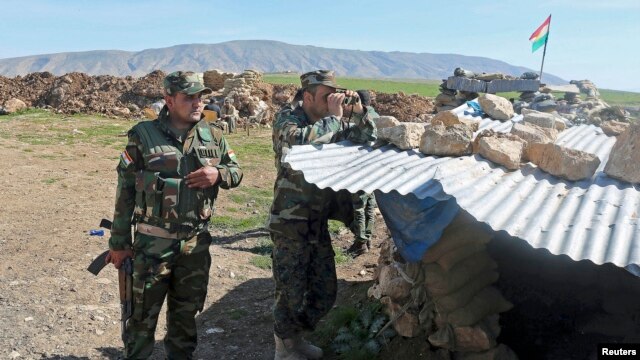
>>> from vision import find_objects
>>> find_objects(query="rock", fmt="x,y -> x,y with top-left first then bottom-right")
374,115 -> 401,129
96,278 -> 112,285
4,98 -> 27,113
379,123 -> 426,150
378,265 -> 412,301
96,329 -> 104,335
9,351 -> 20,359
478,94 -> 513,121
600,120 -> 630,137
420,124 -> 473,156
24,316 -> 34,322
604,123 -> 640,183
522,108 -> 566,130
112,107 -> 130,117
527,143 -> 601,181
229,271 -> 236,279
432,111 -> 479,132
367,284 -> 383,299
510,122 -> 558,148
206,327 -> 225,334
477,134 -> 526,170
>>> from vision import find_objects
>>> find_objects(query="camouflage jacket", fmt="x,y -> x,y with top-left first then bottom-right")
109,107 -> 243,251
268,103 -> 377,238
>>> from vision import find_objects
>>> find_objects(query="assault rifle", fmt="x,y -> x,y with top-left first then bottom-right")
87,219 -> 133,343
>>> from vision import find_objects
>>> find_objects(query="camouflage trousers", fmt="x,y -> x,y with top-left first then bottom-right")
350,192 -> 376,243
271,220 -> 337,339
124,231 -> 212,359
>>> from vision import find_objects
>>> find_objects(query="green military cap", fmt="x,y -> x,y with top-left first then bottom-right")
300,70 -> 343,89
163,71 -> 212,96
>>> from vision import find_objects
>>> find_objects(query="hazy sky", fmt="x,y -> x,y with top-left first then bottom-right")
2,0 -> 639,91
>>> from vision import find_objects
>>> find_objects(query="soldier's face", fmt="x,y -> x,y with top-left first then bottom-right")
305,85 -> 335,119
166,92 -> 204,125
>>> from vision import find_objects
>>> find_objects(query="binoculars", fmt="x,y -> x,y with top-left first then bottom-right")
335,89 -> 360,105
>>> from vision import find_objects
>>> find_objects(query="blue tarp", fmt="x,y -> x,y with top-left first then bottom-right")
375,190 -> 460,262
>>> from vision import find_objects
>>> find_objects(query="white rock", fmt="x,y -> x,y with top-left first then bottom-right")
206,327 -> 225,334
374,115 -> 400,129
478,135 -> 526,170
420,124 -> 473,156
4,98 -> 27,113
9,351 -> 20,359
24,317 -> 34,322
378,123 -> 426,150
604,122 -> 640,183
478,94 -> 514,121
527,143 -> 600,181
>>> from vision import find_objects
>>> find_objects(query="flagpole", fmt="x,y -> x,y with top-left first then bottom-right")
539,14 -> 551,84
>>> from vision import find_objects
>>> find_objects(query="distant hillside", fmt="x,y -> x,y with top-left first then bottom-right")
0,40 -> 566,84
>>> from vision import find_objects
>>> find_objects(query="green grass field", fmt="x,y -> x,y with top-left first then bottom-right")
263,73 -> 640,107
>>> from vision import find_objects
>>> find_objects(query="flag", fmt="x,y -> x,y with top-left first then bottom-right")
529,15 -> 551,52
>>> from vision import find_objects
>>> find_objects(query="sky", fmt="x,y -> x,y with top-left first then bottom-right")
1,0 -> 639,91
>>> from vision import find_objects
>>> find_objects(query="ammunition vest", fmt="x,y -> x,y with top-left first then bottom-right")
132,119 -> 223,232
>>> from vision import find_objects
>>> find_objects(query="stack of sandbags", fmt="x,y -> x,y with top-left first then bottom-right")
203,69 -> 234,91
422,213 -> 517,358
368,213 -> 518,359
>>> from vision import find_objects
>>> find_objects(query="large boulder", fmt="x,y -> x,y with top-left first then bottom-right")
3,98 -> 27,113
604,123 -> 640,184
478,94 -> 514,121
600,120 -> 630,137
510,122 -> 558,149
522,108 -> 567,131
374,115 -> 401,129
379,122 -> 426,150
477,134 -> 527,170
527,143 -> 601,181
420,123 -> 473,156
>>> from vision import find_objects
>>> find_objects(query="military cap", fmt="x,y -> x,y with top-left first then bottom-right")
163,71 -> 212,96
300,70 -> 342,89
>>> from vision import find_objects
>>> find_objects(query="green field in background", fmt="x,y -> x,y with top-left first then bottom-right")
263,74 -> 640,107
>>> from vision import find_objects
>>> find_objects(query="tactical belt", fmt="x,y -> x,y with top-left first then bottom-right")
136,223 -> 204,240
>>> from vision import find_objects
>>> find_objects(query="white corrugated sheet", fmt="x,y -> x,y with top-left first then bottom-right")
285,102 -> 640,272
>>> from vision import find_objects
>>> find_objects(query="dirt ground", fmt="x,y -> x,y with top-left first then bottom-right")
0,114 -> 389,360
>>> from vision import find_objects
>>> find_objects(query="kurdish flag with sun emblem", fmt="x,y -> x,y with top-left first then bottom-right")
530,15 -> 551,53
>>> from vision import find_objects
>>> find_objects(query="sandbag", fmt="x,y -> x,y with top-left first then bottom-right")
437,242 -> 487,272
422,212 -> 492,263
425,252 -> 497,296
433,269 -> 499,313
436,287 -> 513,328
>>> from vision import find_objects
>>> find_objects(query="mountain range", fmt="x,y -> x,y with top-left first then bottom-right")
0,40 -> 566,84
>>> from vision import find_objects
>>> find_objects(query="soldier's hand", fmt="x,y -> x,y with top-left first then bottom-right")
185,166 -> 221,189
106,249 -> 133,269
342,90 -> 364,115
327,93 -> 345,118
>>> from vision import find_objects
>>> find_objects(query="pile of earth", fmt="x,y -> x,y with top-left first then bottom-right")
0,71 -> 436,121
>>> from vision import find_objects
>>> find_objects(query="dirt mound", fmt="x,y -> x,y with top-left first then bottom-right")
0,70 -> 436,121
372,92 -> 436,121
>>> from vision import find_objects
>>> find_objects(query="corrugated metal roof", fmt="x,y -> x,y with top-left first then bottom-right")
285,101 -> 640,273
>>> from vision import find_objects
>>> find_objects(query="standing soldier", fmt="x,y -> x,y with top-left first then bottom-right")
269,70 -> 378,360
221,98 -> 238,133
106,71 -> 243,359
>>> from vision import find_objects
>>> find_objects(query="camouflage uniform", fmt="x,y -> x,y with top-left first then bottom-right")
109,72 -> 243,359
350,191 -> 376,245
268,70 -> 378,339
221,103 -> 237,133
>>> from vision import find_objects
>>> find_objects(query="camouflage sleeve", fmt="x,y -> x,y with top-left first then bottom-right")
215,135 -> 243,189
108,132 -> 144,251
341,105 -> 378,143
274,106 -> 377,148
